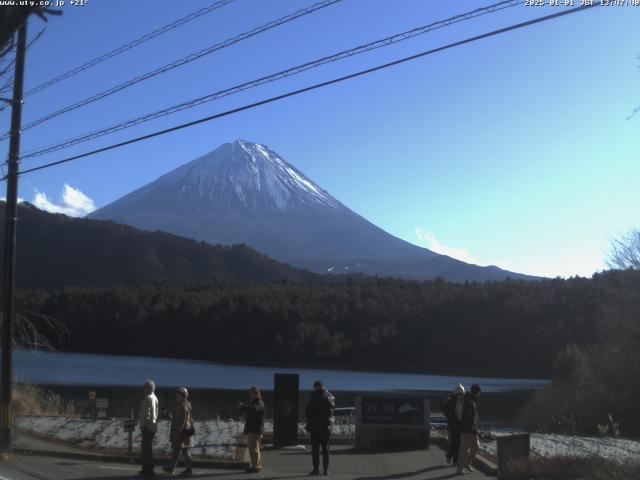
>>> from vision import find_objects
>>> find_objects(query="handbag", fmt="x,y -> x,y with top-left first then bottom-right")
182,407 -> 196,437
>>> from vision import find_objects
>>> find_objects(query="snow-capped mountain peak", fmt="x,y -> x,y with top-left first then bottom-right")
157,140 -> 342,212
232,140 -> 340,210
89,140 -> 531,281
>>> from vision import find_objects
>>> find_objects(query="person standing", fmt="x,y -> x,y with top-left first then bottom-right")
305,380 -> 335,476
457,384 -> 482,475
238,386 -> 265,473
442,384 -> 465,465
162,387 -> 194,477
138,380 -> 158,478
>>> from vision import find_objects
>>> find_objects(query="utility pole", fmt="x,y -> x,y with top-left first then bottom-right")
0,20 -> 27,453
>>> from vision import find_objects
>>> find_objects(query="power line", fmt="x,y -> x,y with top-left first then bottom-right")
0,28 -> 46,100
23,0 -> 236,98
0,0 -> 343,141
20,0 -> 523,161
0,1 -> 234,113
9,3 -> 599,180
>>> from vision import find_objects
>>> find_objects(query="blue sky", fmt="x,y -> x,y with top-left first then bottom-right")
2,0 -> 638,278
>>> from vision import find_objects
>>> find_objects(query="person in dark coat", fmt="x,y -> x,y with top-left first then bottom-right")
162,387 -> 194,477
457,384 -> 481,475
305,380 -> 335,476
442,384 -> 465,465
238,386 -> 265,473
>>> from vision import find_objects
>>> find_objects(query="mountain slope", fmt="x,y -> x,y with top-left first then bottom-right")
90,140 -> 532,281
0,202 -> 310,289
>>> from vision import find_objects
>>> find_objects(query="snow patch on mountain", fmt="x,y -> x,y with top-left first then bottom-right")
235,140 -> 341,211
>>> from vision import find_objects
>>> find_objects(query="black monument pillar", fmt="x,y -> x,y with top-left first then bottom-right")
273,373 -> 299,447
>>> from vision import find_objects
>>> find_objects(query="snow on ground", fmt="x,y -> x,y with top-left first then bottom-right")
18,416 -> 638,462
14,416 -> 354,460
480,430 -> 640,462
15,416 -> 107,443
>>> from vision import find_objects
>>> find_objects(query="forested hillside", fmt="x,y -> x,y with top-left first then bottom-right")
16,270 -> 637,378
0,202 -> 311,288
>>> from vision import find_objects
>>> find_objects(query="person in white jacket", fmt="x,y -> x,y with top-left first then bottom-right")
138,379 -> 159,478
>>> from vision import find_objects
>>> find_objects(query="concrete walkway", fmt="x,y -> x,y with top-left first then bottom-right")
3,447 -> 488,480
5,433 -> 490,480
13,432 -> 93,454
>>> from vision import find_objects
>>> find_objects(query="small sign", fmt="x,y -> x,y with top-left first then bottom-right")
361,397 -> 425,425
355,396 -> 430,450
88,391 -> 96,400
124,419 -> 137,432
97,410 -> 107,418
497,433 -> 530,477
96,398 -> 109,409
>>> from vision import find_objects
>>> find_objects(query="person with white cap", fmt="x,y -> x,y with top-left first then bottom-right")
138,379 -> 158,478
442,384 -> 465,465
162,386 -> 194,477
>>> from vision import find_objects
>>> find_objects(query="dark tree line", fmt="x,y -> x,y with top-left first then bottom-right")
14,270 -> 638,379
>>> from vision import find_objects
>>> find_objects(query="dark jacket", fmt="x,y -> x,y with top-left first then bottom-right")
442,395 -> 458,431
460,392 -> 479,434
241,397 -> 265,435
305,388 -> 335,434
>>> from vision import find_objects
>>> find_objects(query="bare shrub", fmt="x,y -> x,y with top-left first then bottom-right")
608,228 -> 640,270
12,382 -> 75,417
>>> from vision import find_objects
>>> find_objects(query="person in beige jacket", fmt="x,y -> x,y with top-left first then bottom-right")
138,380 -> 158,478
162,387 -> 194,477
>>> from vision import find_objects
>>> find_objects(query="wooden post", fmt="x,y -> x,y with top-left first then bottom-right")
128,409 -> 134,454
0,20 -> 28,454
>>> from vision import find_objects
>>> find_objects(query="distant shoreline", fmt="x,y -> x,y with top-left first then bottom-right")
14,348 -> 550,385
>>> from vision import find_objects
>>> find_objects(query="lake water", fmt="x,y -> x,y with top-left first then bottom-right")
14,350 -> 548,393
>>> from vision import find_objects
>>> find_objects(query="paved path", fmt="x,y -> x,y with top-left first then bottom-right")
14,432 -> 93,454
0,445 -> 488,480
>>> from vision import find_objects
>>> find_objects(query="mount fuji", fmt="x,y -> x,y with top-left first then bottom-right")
89,140 -> 530,281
